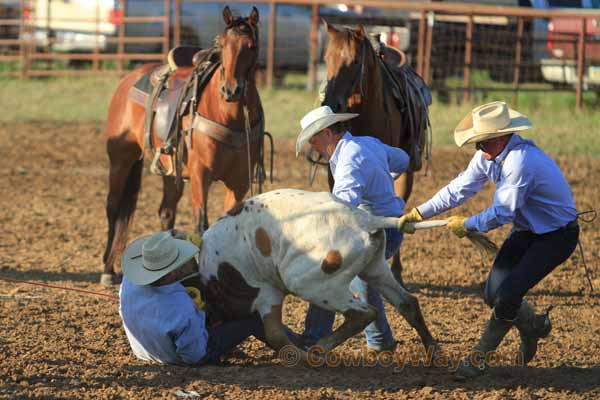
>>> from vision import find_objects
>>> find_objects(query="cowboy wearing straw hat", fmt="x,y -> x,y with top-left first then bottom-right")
296,105 -> 411,353
119,231 -> 302,365
399,101 -> 579,378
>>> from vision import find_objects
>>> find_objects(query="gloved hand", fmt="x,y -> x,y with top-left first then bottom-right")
398,208 -> 423,234
186,287 -> 205,310
169,229 -> 203,247
447,215 -> 468,238
185,232 -> 203,248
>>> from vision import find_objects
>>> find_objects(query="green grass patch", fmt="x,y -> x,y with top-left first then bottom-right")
0,72 -> 598,156
0,75 -> 119,124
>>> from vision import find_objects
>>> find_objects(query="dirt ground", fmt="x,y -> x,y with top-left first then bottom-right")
1,122 -> 599,399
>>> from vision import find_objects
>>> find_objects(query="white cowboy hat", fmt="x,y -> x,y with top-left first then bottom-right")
454,101 -> 532,147
121,231 -> 199,285
295,105 -> 358,156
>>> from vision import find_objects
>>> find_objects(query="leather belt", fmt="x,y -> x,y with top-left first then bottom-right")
563,220 -> 579,230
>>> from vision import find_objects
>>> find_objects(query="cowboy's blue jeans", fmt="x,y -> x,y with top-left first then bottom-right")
202,314 -> 303,365
302,228 -> 402,350
484,222 -> 579,320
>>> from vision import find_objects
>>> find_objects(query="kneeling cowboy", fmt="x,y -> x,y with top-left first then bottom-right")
119,231 -> 302,366
400,102 -> 580,378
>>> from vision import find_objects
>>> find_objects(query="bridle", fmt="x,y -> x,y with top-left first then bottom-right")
218,18 -> 258,99
306,38 -> 369,183
323,38 -> 368,112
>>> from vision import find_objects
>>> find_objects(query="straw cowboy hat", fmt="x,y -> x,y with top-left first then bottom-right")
121,231 -> 199,285
295,105 -> 358,156
454,101 -> 532,147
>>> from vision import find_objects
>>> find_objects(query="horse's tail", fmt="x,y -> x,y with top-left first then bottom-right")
103,158 -> 144,271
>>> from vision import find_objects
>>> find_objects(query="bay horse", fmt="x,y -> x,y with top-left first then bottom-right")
101,7 -> 263,285
321,22 -> 432,287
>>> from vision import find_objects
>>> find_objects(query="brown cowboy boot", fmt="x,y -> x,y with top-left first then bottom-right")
513,300 -> 553,365
455,309 -> 513,380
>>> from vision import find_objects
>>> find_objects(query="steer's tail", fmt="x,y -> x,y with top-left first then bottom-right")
355,211 -> 445,232
356,211 -> 498,255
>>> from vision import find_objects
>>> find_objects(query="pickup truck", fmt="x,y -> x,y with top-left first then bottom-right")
541,9 -> 600,87
0,1 -> 21,52
27,0 -> 350,71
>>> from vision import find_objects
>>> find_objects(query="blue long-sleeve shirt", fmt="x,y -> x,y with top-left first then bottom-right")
119,277 -> 209,365
417,134 -> 577,234
329,132 -> 409,217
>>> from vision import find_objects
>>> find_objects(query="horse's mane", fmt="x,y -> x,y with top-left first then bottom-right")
324,26 -> 380,78
325,26 -> 360,68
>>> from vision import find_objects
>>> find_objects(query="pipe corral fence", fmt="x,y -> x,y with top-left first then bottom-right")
1,0 -> 599,109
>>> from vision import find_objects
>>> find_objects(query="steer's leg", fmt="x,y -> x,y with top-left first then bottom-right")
360,258 -> 439,354
314,297 -> 377,353
255,286 -> 308,361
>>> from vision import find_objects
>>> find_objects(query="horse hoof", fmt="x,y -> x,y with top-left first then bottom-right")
100,273 -> 119,286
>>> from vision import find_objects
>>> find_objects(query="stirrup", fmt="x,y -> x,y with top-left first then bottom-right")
150,149 -> 174,176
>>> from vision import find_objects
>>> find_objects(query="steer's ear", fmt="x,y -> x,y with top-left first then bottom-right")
223,6 -> 234,27
249,6 -> 259,26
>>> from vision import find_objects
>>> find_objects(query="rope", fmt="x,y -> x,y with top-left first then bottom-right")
0,276 -> 119,301
576,209 -> 597,292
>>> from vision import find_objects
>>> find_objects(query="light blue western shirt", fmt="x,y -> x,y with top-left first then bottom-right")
417,134 -> 577,234
329,132 -> 409,217
119,277 -> 209,365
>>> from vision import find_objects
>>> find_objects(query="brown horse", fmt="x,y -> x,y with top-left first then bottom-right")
101,7 -> 263,284
321,22 -> 431,287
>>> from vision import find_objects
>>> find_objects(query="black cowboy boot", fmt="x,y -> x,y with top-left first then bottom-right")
514,301 -> 553,365
456,309 -> 513,380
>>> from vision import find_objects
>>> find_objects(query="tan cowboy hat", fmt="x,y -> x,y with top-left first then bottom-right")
121,231 -> 199,285
295,105 -> 358,156
454,101 -> 532,147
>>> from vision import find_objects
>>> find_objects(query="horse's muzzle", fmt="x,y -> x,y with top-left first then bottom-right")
220,81 -> 245,102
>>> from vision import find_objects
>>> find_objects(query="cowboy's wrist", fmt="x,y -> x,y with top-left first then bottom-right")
464,217 -> 477,231
415,204 -> 434,220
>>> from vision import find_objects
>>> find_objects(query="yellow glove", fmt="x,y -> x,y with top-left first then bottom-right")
399,208 -> 423,234
185,232 -> 203,248
186,287 -> 205,310
447,216 -> 468,238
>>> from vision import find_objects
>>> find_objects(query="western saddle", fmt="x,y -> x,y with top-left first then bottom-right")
127,45 -> 271,187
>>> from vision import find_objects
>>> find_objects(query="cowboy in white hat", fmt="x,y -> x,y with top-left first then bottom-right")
296,105 -> 412,353
399,101 -> 579,378
119,231 -> 303,366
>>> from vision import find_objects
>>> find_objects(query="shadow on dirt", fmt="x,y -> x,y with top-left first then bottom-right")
111,363 -> 600,395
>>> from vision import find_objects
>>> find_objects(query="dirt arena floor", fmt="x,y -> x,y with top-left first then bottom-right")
1,123 -> 599,399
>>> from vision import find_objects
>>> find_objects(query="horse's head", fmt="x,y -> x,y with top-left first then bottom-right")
218,6 -> 259,102
322,22 -> 375,113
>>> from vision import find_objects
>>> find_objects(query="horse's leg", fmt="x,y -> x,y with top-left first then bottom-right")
390,171 -> 415,289
394,171 -> 414,202
189,161 -> 212,234
158,176 -> 184,231
223,165 -> 251,212
102,142 -> 143,285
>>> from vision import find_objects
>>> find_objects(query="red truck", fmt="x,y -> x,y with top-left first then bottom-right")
541,14 -> 600,87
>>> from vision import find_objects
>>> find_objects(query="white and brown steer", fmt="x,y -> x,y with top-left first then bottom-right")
196,189 -> 438,360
